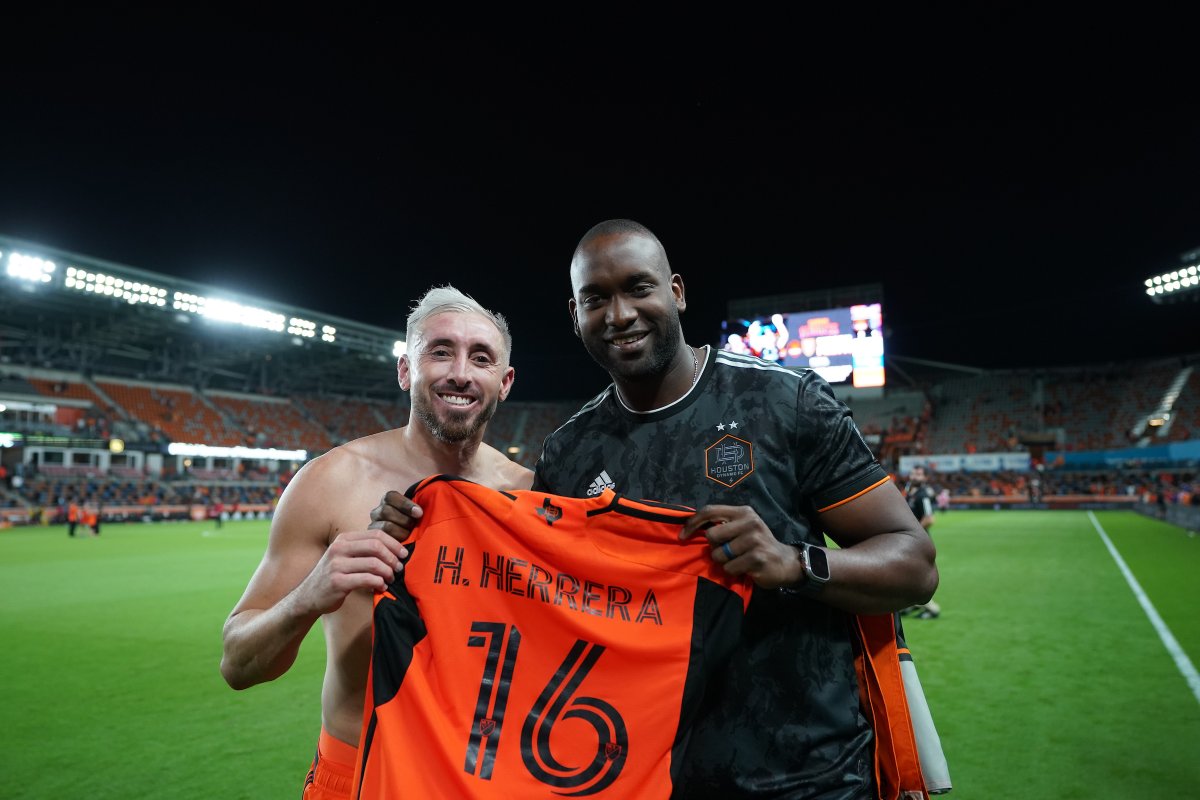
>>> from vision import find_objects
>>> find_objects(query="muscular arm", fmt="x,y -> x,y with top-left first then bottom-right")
815,479 -> 938,613
683,479 -> 937,615
220,457 -> 405,690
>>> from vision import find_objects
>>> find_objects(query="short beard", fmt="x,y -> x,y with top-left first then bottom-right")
583,314 -> 683,382
412,394 -> 499,444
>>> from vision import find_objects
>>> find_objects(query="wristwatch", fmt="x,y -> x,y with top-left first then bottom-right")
781,543 -> 831,595
800,543 -> 831,591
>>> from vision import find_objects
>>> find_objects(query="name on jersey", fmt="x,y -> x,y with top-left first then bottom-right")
431,544 -> 663,625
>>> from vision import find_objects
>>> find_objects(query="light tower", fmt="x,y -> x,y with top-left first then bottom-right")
1145,246 -> 1200,304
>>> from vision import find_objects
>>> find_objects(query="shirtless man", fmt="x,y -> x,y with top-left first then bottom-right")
220,285 -> 532,799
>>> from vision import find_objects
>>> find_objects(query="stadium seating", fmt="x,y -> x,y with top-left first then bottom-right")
921,362 -> 1185,454
95,381 -> 243,447
207,394 -> 334,452
482,402 -> 579,467
0,374 -> 41,396
5,354 -> 1199,529
26,377 -> 115,413
1163,368 -> 1199,442
293,396 -> 395,444
1042,362 -> 1178,450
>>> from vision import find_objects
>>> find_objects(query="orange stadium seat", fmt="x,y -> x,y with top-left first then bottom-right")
207,394 -> 334,452
95,382 -> 244,447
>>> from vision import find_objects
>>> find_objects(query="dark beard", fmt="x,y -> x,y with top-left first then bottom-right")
412,394 -> 499,443
583,314 -> 683,383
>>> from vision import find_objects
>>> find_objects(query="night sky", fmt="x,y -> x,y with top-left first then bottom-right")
3,31 -> 1198,402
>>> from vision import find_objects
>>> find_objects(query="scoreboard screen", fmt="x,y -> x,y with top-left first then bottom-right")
718,303 -> 885,388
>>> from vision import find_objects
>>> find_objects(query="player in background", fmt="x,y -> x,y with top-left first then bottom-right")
902,465 -> 941,620
220,285 -> 532,800
67,497 -> 80,537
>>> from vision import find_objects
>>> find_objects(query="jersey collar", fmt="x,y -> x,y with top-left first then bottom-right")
613,345 -> 711,422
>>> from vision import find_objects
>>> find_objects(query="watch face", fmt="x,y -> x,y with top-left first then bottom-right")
806,545 -> 831,582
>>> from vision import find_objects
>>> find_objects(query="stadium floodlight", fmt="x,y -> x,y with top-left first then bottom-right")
1145,254 -> 1200,304
172,290 -> 287,332
5,251 -> 56,283
202,297 -> 286,331
0,433 -> 13,448
288,317 -> 317,337
393,340 -> 407,358
68,268 -> 168,306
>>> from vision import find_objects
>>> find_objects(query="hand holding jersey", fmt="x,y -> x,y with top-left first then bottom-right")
680,504 -> 807,589
292,528 -> 409,615
367,489 -> 423,540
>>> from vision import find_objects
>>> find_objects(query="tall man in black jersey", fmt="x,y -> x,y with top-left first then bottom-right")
533,219 -> 940,800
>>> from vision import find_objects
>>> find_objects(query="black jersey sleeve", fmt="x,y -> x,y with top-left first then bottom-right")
793,371 -> 890,513
907,487 -> 935,519
530,431 -> 560,493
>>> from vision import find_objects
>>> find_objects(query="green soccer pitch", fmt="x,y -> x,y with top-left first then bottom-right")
2,511 -> 1198,799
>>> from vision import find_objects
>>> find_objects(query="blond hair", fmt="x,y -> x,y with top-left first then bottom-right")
405,284 -> 512,360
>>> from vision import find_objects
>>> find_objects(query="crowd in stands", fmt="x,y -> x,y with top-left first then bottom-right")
17,473 -> 278,507
4,358 -> 1200,527
907,468 -> 1198,506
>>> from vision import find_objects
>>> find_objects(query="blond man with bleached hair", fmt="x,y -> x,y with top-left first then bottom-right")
221,284 -> 531,800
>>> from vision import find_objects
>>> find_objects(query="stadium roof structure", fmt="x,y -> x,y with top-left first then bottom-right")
0,234 -> 407,400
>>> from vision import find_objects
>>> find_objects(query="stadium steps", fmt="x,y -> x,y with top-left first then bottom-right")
291,399 -> 343,445
85,378 -> 126,419
1134,365 -> 1194,444
195,391 -> 246,438
0,485 -> 31,509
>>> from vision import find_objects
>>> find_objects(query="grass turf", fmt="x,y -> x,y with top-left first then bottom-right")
2,510 -> 1198,798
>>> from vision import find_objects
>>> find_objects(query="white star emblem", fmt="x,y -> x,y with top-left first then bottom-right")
729,420 -> 739,429
716,422 -> 726,431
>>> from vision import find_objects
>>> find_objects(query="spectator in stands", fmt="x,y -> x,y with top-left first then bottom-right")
901,465 -> 941,620
220,285 -> 532,800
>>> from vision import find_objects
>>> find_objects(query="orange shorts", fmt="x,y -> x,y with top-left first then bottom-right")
302,727 -> 357,800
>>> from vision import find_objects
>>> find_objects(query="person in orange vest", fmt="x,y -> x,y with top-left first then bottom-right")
83,505 -> 99,536
67,498 -> 81,537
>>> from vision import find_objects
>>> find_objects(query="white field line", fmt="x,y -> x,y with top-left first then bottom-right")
1088,511 -> 1200,706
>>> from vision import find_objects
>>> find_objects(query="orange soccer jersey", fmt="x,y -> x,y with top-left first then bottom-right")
353,475 -> 753,800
